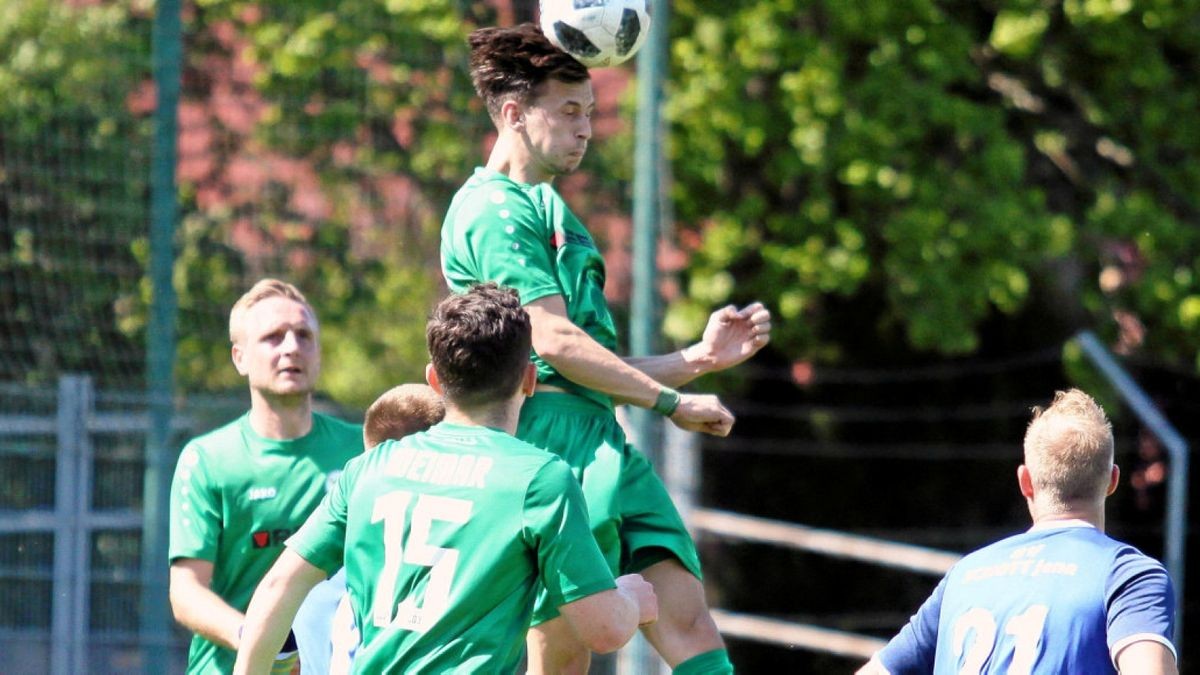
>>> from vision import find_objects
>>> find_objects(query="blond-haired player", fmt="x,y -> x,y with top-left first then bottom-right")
169,279 -> 362,674
858,389 -> 1177,675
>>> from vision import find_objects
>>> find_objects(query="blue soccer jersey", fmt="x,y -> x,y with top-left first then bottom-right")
878,522 -> 1175,674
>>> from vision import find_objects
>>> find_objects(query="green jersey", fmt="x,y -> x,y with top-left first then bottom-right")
441,167 -> 617,409
287,421 -> 615,674
168,411 -> 363,674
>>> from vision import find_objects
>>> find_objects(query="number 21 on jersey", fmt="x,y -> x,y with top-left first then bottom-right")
952,605 -> 1049,675
371,491 -> 472,633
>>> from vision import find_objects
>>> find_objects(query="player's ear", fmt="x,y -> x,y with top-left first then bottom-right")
425,363 -> 444,395
1106,464 -> 1120,496
231,342 -> 248,376
1017,464 -> 1035,499
521,363 -> 537,397
500,100 -> 524,131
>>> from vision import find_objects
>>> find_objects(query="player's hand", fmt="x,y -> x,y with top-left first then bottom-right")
270,630 -> 300,675
669,394 -> 734,437
686,302 -> 772,373
615,573 -> 658,626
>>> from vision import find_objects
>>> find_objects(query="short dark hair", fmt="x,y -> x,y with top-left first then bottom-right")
467,23 -> 589,121
363,384 -> 445,449
427,283 -> 532,408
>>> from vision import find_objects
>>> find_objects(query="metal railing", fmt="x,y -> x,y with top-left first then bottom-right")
1074,329 -> 1189,646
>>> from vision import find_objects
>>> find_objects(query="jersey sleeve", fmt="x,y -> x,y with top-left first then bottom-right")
1106,548 -> 1176,665
876,575 -> 946,675
168,442 -> 221,562
285,456 -> 356,575
523,458 -> 616,607
457,184 -> 563,305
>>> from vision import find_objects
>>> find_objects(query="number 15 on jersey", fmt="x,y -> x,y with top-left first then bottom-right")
371,491 -> 473,633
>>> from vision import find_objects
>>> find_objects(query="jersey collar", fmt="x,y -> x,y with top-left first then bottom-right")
1027,518 -> 1097,532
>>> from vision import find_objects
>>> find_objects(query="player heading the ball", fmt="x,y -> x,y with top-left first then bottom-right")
443,20 -> 772,675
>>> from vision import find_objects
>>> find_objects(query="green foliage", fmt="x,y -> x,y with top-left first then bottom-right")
664,0 -> 1200,370
158,0 -> 502,408
0,0 -> 151,387
10,0 -> 1200,400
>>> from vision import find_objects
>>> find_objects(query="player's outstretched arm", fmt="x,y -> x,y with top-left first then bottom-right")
526,296 -> 682,409
624,302 -> 772,387
169,558 -> 246,649
233,548 -> 327,675
558,574 -> 658,654
1115,640 -> 1178,675
526,296 -> 737,436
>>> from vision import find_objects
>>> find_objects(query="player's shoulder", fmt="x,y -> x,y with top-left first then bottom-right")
312,411 -> 362,440
454,169 -> 540,218
179,414 -> 249,462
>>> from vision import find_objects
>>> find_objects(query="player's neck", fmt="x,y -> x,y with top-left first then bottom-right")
247,390 -> 313,440
486,134 -> 551,185
441,400 -> 521,435
1030,502 -> 1105,532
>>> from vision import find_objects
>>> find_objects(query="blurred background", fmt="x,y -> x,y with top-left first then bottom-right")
1,0 -> 1197,672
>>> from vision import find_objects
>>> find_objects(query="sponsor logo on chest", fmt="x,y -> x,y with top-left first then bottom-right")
251,528 -> 294,549
248,486 -> 278,501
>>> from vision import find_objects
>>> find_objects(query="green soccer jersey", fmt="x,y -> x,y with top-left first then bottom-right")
441,167 -> 617,409
287,421 -> 616,674
168,411 -> 363,674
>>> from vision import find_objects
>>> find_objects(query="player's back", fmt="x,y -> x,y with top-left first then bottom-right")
934,524 -> 1148,674
335,420 -> 593,674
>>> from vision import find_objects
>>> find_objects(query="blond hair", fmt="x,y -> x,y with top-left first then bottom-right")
228,278 -> 314,344
1023,389 -> 1114,507
364,384 -> 446,449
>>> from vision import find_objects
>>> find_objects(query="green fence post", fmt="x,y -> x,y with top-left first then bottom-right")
141,0 -> 182,671
627,1 -> 670,673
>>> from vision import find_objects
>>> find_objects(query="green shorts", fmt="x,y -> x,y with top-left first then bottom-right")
516,392 -> 702,626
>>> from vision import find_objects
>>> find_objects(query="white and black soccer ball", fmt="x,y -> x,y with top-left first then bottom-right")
539,0 -> 651,68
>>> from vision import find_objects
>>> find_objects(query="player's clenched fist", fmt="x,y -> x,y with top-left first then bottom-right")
615,574 -> 659,626
670,394 -> 734,437
685,301 -> 772,373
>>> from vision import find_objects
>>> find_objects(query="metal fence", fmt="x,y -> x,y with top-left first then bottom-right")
0,376 -> 247,675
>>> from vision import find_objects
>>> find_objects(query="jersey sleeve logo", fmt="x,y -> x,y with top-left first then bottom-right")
550,230 -> 595,250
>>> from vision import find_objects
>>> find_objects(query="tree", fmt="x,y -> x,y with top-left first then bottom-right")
664,0 -> 1200,371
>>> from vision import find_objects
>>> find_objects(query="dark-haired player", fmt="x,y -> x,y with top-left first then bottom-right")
234,284 -> 657,674
441,23 -> 772,675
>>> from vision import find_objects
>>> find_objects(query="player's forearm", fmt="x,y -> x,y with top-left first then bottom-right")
234,550 -> 325,674
169,581 -> 244,649
622,343 -> 716,389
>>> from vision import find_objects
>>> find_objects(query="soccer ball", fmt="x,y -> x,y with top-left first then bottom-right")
539,0 -> 652,68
